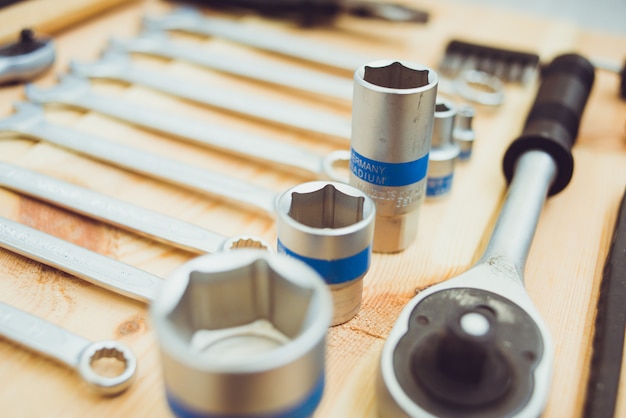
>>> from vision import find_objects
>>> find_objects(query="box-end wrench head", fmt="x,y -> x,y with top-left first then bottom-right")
152,249 -> 332,418
69,50 -> 352,140
0,301 -> 137,396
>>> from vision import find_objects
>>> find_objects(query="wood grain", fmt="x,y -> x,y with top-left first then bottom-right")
0,0 -> 624,417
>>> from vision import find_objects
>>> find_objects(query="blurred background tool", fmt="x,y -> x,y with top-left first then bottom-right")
0,28 -> 54,84
169,0 -> 429,26
583,187 -> 626,418
440,38 -> 626,99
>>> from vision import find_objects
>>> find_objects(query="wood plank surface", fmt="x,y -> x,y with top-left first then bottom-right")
0,0 -> 625,417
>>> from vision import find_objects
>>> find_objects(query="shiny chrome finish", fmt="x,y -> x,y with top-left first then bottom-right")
0,102 -> 277,216
70,51 -> 351,140
0,162 -> 270,253
0,301 -> 137,396
0,216 -> 161,302
109,31 -> 353,102
426,100 -> 460,198
25,76 -> 350,180
453,104 -> 476,160
143,7 -> 369,72
350,60 -> 438,252
378,151 -> 557,417
152,250 -> 332,418
276,182 -> 375,325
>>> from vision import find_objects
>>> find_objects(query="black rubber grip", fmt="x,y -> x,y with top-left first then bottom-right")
502,54 -> 595,195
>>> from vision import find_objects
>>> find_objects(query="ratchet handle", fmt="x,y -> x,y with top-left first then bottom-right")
503,53 -> 595,195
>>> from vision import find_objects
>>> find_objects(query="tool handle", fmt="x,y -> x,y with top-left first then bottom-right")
503,53 -> 595,195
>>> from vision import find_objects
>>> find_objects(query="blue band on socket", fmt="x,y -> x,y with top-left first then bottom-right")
277,240 -> 371,285
350,148 -> 429,187
166,374 -> 324,418
427,173 -> 454,197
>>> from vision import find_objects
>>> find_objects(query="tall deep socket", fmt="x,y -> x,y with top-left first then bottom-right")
350,60 -> 438,252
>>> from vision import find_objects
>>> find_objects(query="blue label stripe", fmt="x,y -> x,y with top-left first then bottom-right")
166,374 -> 324,418
459,149 -> 472,160
426,173 -> 454,197
350,148 -> 429,187
277,240 -> 371,285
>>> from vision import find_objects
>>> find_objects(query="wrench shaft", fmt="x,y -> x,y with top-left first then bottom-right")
0,301 -> 89,367
479,150 -> 557,276
0,216 -> 160,302
19,117 -> 277,216
0,162 -> 227,254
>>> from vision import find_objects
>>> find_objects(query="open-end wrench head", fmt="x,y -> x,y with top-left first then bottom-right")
142,7 -> 203,32
25,74 -> 91,104
108,31 -> 170,55
70,50 -> 130,79
0,102 -> 45,133
378,260 -> 553,418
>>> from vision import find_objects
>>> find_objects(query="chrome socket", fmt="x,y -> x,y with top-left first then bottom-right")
276,181 -> 375,326
152,250 -> 332,418
426,100 -> 461,198
453,103 -> 476,160
350,60 -> 438,253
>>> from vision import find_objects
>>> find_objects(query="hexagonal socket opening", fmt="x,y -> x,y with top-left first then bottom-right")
288,184 -> 364,229
167,259 -> 314,357
364,61 -> 430,89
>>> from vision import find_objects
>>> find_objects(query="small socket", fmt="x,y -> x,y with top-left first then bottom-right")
276,181 -> 375,325
427,100 -> 460,198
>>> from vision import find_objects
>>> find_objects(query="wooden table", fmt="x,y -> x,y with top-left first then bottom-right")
0,0 -> 624,416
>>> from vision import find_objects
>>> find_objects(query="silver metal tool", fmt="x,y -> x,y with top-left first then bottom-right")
70,51 -> 352,139
453,103 -> 476,160
152,249 -> 332,418
108,31 -> 353,102
0,217 -> 331,415
0,301 -> 136,396
276,181 -> 375,325
0,29 -> 55,85
0,102 -> 278,216
0,104 -> 373,321
426,99 -> 460,198
143,7 -> 370,73
25,76 -> 350,179
350,60 -> 438,253
378,54 -> 595,417
437,69 -> 505,107
0,216 -> 161,302
0,162 -> 270,253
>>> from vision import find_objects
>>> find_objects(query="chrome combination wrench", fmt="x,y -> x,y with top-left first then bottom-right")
378,54 -> 595,417
142,7 -> 369,73
0,162 -> 270,253
0,300 -> 136,396
108,31 -> 353,102
70,51 -> 351,139
24,76 -> 350,179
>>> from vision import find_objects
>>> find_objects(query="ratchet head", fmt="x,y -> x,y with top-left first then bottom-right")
77,340 -> 137,396
0,101 -> 45,134
25,74 -> 91,105
378,261 -> 553,418
0,29 -> 55,85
